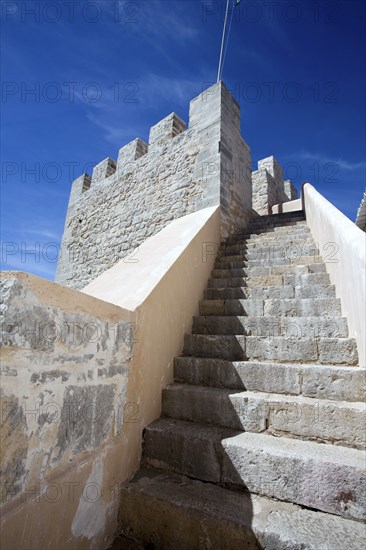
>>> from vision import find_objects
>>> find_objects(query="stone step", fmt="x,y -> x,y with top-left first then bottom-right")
225,231 -> 312,244
199,297 -> 341,317
233,225 -> 310,239
264,297 -> 341,317
108,534 -> 143,549
142,418 -> 237,483
210,271 -> 330,287
249,211 -> 305,223
206,283 -> 336,300
223,234 -> 312,249
208,278 -> 335,292
247,391 -> 366,447
204,283 -> 336,300
207,277 -> 246,288
183,334 -> 358,364
204,287 -> 251,299
248,221 -> 307,233
142,417 -> 366,489
192,315 -> 349,338
249,211 -> 305,221
219,242 -> 318,259
247,219 -> 308,230
249,217 -> 306,229
162,385 -> 366,448
118,468 -> 366,549
222,432 -> 366,521
213,261 -> 327,275
284,271 -> 331,286
199,298 -> 263,316
173,357 -> 366,402
217,254 -> 323,267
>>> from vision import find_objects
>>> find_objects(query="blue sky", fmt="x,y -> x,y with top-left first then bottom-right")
1,0 -> 365,280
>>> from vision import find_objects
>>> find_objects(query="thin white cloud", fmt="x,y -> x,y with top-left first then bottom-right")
25,229 -> 60,240
1,259 -> 56,278
117,0 -> 199,42
139,74 -> 202,106
80,74 -> 204,144
85,111 -> 139,144
284,150 -> 366,172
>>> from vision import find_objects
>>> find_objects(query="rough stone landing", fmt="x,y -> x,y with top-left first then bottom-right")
112,211 -> 366,549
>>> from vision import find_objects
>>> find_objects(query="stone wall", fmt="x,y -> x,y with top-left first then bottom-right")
252,156 -> 298,215
55,82 -> 253,290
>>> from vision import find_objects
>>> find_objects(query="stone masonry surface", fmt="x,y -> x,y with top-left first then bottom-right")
252,156 -> 298,215
56,82 -> 294,290
0,273 -> 135,505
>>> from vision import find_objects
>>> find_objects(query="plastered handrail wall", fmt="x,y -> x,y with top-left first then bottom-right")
303,183 -> 366,367
0,271 -> 136,548
0,206 -> 220,550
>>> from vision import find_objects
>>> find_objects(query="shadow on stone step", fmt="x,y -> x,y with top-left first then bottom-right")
117,468 -> 262,549
108,534 -> 145,549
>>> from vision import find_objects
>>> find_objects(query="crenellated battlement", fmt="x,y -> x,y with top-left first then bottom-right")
149,112 -> 186,148
91,157 -> 117,184
117,137 -> 148,176
67,82 -> 245,202
57,82 -> 296,290
69,112 -> 188,200
67,82 -> 250,205
77,113 -> 186,194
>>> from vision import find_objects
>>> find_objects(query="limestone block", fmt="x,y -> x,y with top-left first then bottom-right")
66,173 -> 91,216
318,338 -> 359,365
295,285 -> 336,299
258,156 -> 284,187
264,298 -> 341,317
91,157 -> 116,183
142,418 -> 235,483
248,286 -> 295,299
224,299 -> 264,316
245,336 -> 318,362
162,384 -> 242,429
207,277 -> 246,288
229,391 -> 366,447
284,179 -> 298,200
183,334 -> 246,360
149,113 -> 186,148
117,138 -> 148,174
222,432 -> 366,521
173,358 -> 366,402
204,287 -> 247,299
301,365 -> 366,401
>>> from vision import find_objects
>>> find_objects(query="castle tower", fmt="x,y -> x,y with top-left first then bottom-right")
55,82 -> 255,289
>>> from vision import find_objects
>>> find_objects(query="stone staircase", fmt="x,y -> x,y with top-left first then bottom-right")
113,212 -> 366,549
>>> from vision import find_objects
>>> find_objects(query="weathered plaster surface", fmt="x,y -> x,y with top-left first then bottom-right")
71,455 -> 110,542
0,271 -> 135,548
